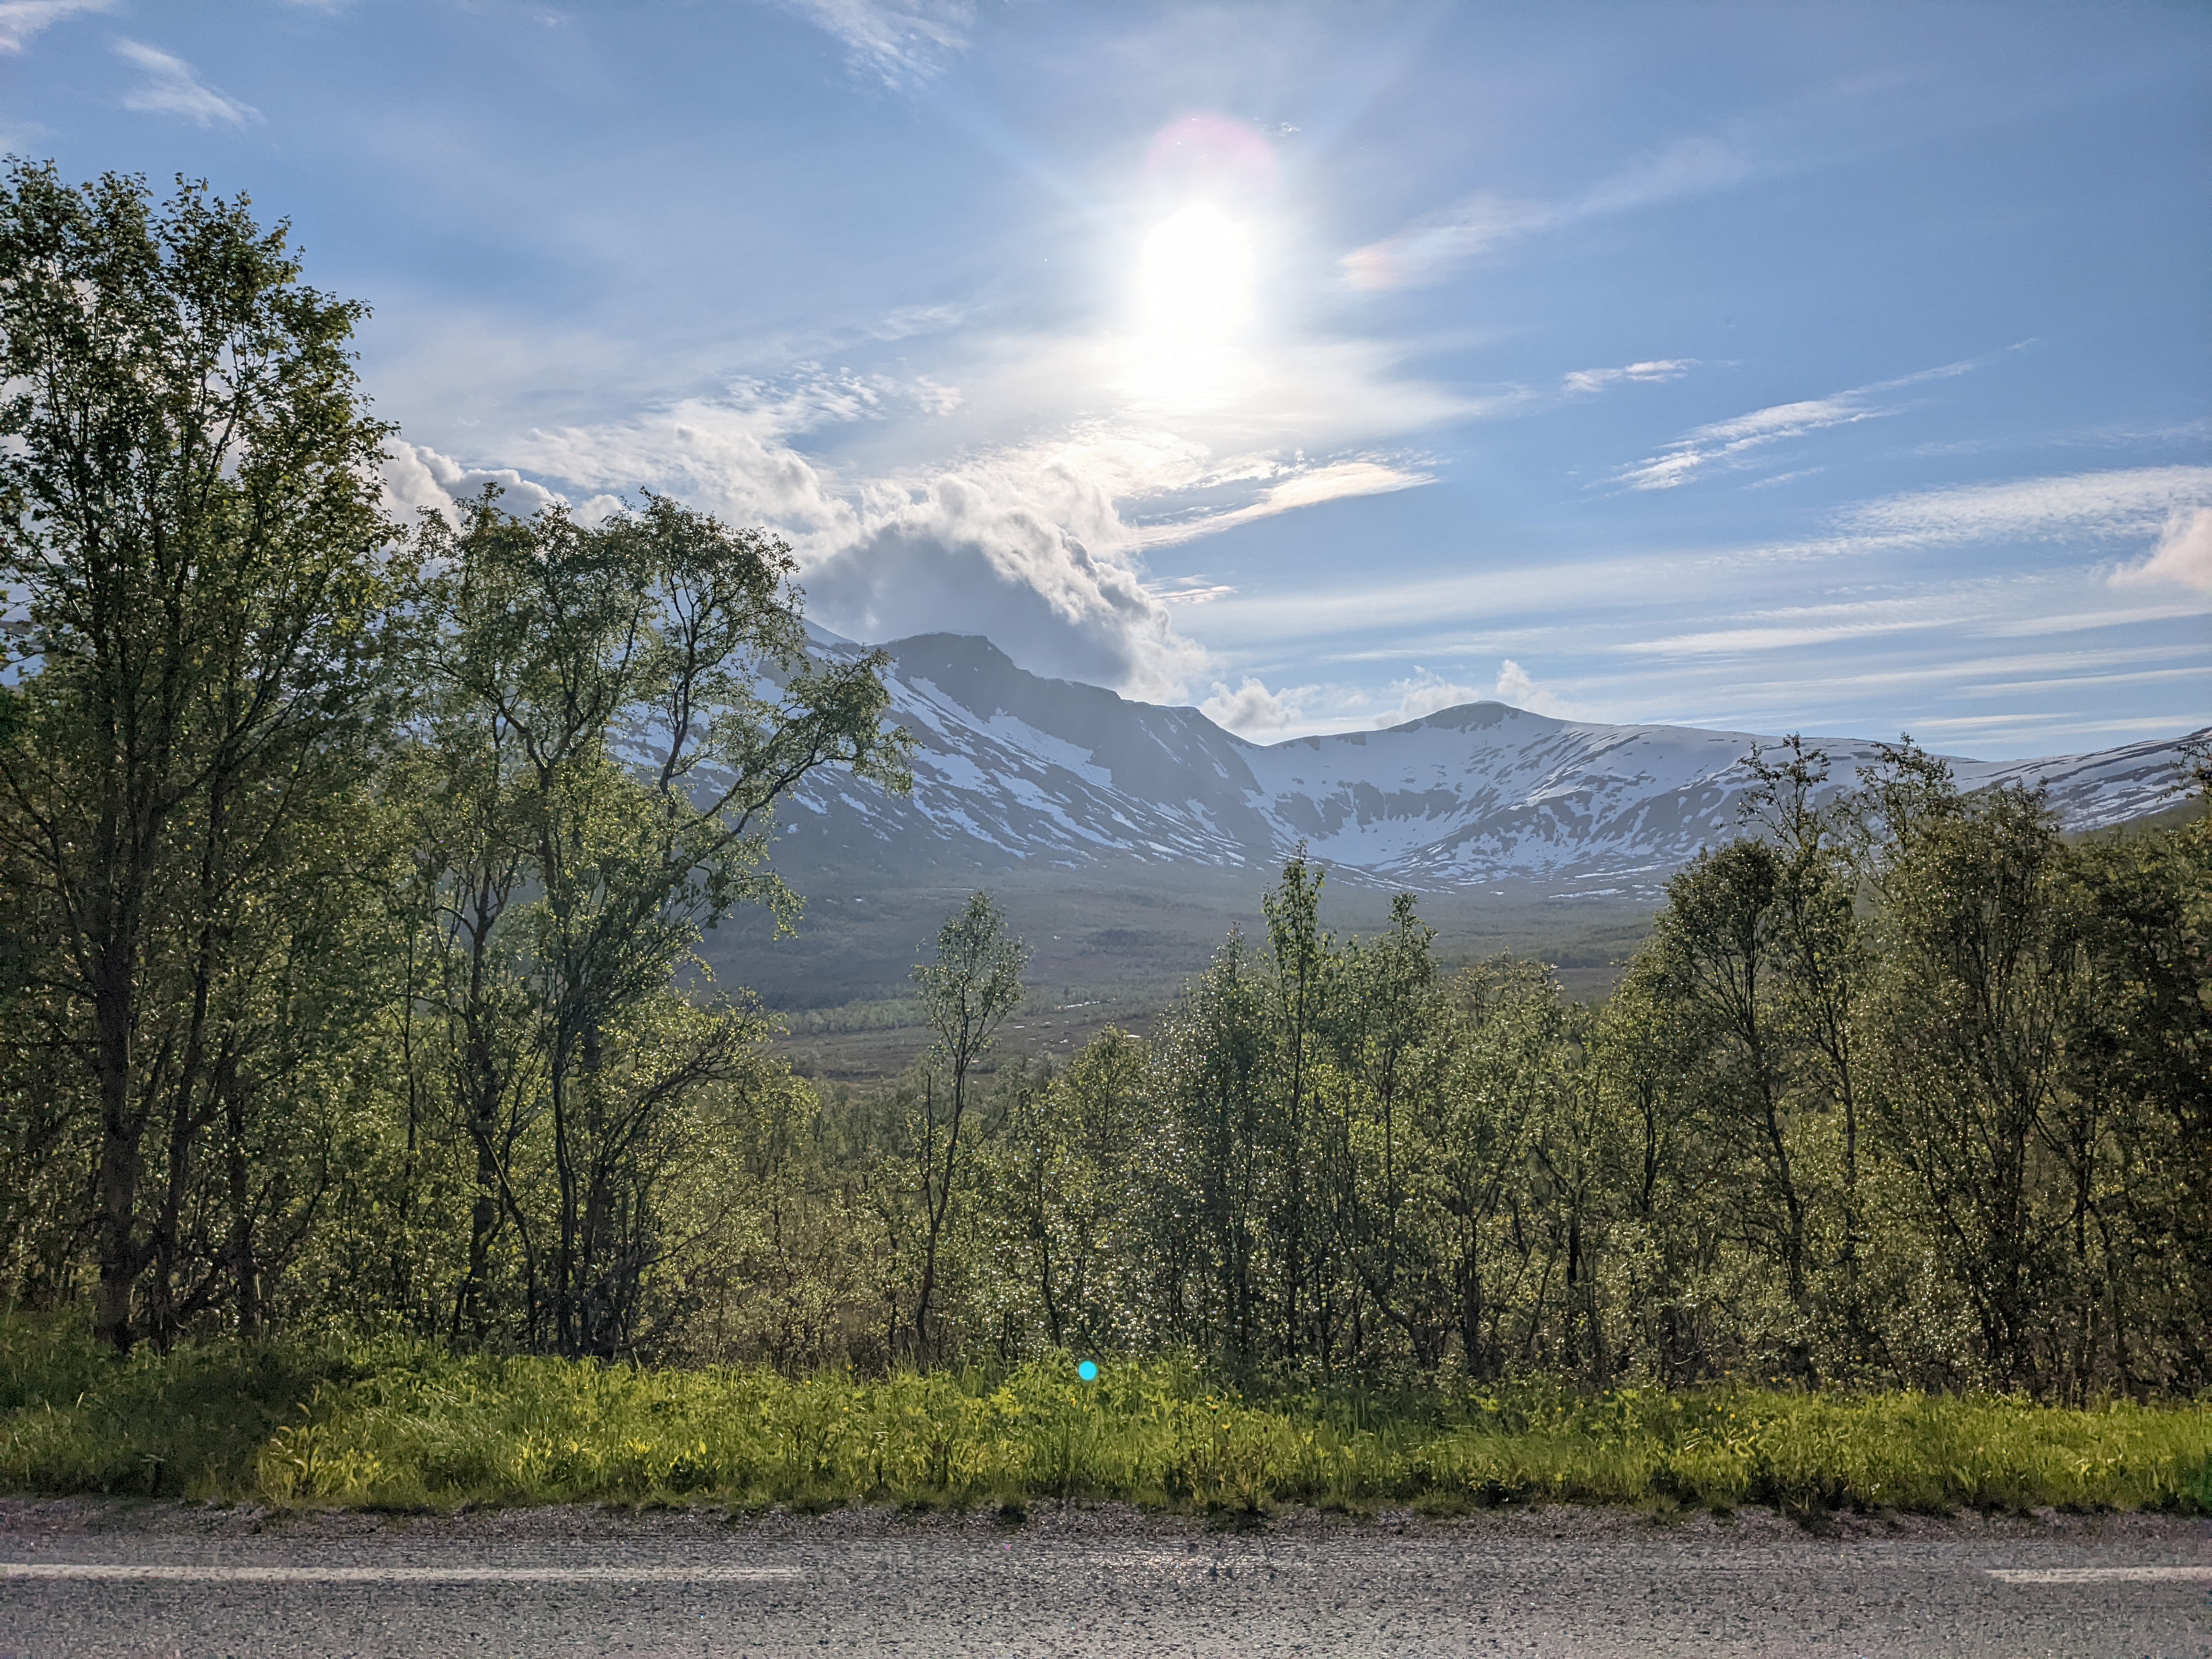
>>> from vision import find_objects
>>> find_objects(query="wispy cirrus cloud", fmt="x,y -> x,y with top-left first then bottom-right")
0,0 -> 109,53
1131,459 -> 1431,549
772,0 -> 977,87
1562,359 -> 1697,396
115,40 -> 261,128
1626,595 -> 1978,659
1344,136 -> 1750,292
1615,359 -> 1978,491
1842,464 -> 2212,548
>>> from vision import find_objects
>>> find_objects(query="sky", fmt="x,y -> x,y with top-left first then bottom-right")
4,0 -> 2208,758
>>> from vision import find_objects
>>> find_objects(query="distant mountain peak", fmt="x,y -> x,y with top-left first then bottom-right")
1381,701 -> 1521,735
773,634 -> 2203,894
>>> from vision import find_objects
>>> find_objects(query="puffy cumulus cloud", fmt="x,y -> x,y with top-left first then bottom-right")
1201,676 -> 1311,736
2112,506 -> 2212,595
115,40 -> 260,128
459,374 -> 1458,702
501,399 -> 858,539
416,402 -> 1205,698
1493,659 -> 1567,715
805,462 -> 1204,701
1385,667 -> 1488,724
1347,662 -> 1572,726
380,442 -> 568,525
392,300 -> 1466,704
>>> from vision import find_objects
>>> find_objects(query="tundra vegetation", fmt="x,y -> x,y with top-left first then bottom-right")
2,163 -> 2207,1516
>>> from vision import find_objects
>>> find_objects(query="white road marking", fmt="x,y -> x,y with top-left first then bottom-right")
0,1563 -> 801,1583
1987,1566 -> 2212,1584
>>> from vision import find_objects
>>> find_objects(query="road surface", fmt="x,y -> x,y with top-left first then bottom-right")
2,1497 -> 2206,1657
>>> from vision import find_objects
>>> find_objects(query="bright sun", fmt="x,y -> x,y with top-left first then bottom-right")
1124,201 -> 1258,408
1136,202 -> 1255,348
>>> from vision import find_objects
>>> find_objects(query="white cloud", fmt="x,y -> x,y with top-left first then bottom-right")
1341,195 -> 1552,293
369,196 -> 1473,706
0,0 -> 108,52
1493,658 -> 1566,715
1152,578 -> 1237,606
1850,466 -> 2212,548
1132,459 -> 1432,548
1386,667 -> 1488,723
1578,136 -> 1751,214
503,398 -> 860,537
1201,676 -> 1310,735
773,0 -> 975,86
1616,359 -> 1978,491
115,40 -> 260,128
801,460 -> 1205,699
1344,136 -> 1750,292
381,442 -> 569,524
572,494 -> 629,529
447,355 -> 1459,702
416,405 -> 1198,698
1562,359 -> 1696,396
1625,593 -> 1975,658
2112,506 -> 2212,594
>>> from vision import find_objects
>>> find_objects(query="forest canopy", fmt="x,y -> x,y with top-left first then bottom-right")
2,164 -> 2207,1405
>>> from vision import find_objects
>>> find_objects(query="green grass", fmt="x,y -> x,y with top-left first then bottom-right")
3,1321 -> 2208,1519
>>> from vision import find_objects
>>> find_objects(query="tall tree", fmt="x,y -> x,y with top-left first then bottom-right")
1260,851 -> 1331,1361
1649,840 -> 1812,1318
908,891 -> 1026,1359
1151,929 -> 1268,1370
0,163 -> 404,1352
1867,781 -> 2081,1391
410,490 -> 910,1357
2060,747 -> 2212,1390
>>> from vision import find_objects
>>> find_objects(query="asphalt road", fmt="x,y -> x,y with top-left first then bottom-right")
2,1498 -> 2207,1658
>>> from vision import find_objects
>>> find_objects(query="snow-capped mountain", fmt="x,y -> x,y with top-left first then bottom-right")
769,631 -> 2202,894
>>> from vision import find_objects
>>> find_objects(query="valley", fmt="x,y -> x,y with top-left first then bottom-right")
703,630 -> 2204,1080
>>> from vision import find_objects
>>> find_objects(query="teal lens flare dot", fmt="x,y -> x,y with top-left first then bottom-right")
1077,1360 -> 1099,1383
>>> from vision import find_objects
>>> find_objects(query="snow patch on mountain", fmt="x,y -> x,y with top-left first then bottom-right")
771,631 -> 2203,890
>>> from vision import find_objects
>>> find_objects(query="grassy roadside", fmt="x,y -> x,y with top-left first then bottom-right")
4,1322 -> 2209,1520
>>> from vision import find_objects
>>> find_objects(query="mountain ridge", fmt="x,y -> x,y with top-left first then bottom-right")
767,630 -> 2199,898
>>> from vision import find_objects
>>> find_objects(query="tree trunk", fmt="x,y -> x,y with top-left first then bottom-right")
92,953 -> 141,1355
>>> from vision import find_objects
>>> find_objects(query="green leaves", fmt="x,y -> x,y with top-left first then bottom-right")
403,487 -> 909,1358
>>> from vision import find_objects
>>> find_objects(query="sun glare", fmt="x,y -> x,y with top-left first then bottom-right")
1124,201 -> 1260,407
1137,202 -> 1256,346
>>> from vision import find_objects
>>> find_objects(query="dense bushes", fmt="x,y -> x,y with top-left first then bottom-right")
3,1327 -> 2207,1515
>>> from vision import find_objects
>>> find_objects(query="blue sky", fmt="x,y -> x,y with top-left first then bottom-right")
5,0 -> 2208,758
